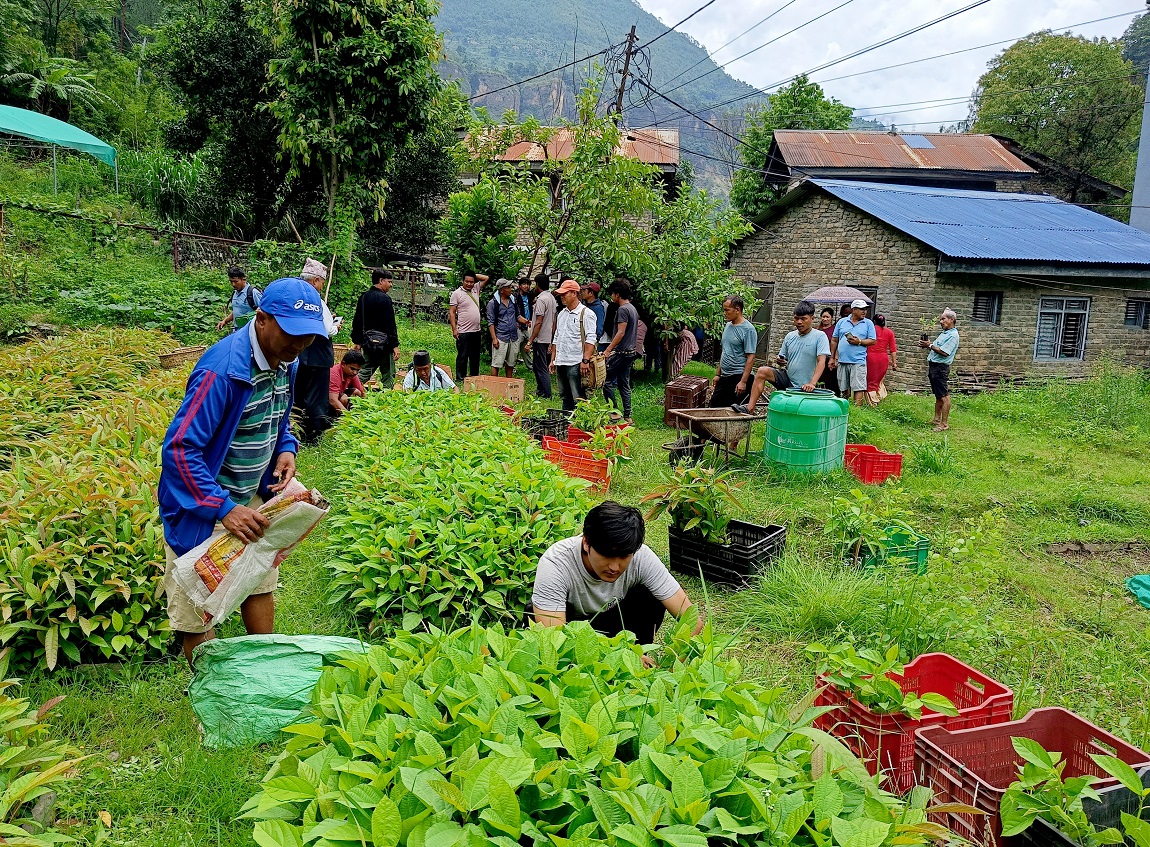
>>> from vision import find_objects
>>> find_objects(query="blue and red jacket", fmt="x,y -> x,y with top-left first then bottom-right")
158,327 -> 299,556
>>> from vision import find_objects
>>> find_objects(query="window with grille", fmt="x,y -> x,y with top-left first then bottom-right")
1034,297 -> 1090,361
1125,299 -> 1150,329
972,291 -> 1003,324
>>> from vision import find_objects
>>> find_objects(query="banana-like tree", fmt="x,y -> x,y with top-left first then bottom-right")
2,50 -> 109,121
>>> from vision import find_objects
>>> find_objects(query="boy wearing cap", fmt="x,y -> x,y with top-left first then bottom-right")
402,351 -> 457,393
487,278 -> 523,377
919,309 -> 960,431
830,299 -> 876,406
550,277 -> 598,413
158,277 -> 326,667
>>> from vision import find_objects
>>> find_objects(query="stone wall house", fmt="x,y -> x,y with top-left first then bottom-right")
730,179 -> 1150,392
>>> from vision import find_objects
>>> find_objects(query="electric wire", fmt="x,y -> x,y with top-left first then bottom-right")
640,0 -> 721,48
466,45 -> 617,102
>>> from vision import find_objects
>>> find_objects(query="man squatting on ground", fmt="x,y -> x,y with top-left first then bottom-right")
733,299 -> 830,414
158,277 -> 326,667
531,502 -> 704,658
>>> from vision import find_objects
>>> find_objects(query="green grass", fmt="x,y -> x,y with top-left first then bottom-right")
12,329 -> 1150,843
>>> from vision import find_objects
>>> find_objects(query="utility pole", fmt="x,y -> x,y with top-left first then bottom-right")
611,26 -> 638,119
1131,0 -> 1150,232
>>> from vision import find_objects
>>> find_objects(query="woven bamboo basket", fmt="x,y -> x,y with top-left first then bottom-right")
332,343 -> 350,361
159,346 -> 206,369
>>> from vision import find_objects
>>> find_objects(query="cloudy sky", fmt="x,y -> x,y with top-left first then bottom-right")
636,0 -> 1143,128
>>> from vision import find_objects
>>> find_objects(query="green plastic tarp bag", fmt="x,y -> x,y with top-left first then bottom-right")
1128,575 -> 1150,610
188,634 -> 368,748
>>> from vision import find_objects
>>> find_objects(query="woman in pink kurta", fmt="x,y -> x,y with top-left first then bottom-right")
866,314 -> 898,402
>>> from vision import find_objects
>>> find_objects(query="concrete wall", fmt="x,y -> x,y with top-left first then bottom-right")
730,193 -> 1150,391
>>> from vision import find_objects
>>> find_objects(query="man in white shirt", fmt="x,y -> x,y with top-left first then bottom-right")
548,277 -> 598,413
531,502 -> 704,651
524,273 -> 556,398
401,350 -> 457,393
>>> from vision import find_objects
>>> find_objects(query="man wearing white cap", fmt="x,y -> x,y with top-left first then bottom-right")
829,299 -> 876,406
293,259 -> 342,443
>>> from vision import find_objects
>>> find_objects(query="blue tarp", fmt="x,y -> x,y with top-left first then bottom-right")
0,104 -> 116,167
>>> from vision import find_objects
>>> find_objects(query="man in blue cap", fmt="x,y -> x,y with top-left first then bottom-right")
158,277 -> 326,666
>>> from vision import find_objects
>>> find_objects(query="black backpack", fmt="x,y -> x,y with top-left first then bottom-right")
245,285 -> 262,310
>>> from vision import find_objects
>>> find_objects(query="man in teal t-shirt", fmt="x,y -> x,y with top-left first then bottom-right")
709,295 -> 758,408
919,308 -> 960,431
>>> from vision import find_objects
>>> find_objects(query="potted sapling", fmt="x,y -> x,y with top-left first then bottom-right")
641,465 -> 785,586
919,315 -> 936,342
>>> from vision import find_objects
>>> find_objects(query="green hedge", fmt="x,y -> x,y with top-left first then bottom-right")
325,391 -> 590,632
241,623 -> 946,847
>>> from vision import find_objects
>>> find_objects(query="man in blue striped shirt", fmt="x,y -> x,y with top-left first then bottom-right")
159,277 -> 326,666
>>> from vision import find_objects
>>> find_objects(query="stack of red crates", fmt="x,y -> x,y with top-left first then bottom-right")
566,423 -> 629,444
541,436 -> 610,492
844,444 -> 903,484
812,652 -> 1013,793
914,708 -> 1150,847
664,376 -> 710,426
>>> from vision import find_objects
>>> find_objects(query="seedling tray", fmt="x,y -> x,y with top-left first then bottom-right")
541,436 -> 610,492
813,652 -> 1013,793
914,708 -> 1150,847
668,520 -> 786,588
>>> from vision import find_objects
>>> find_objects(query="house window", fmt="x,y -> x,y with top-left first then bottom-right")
972,291 -> 1003,324
854,286 -> 879,316
1125,299 -> 1150,329
1034,297 -> 1090,361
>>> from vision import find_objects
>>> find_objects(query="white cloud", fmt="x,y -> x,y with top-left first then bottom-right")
636,0 -> 1141,128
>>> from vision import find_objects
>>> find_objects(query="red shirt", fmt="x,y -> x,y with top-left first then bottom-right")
328,364 -> 364,396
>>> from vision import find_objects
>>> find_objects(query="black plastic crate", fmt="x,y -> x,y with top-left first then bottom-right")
1006,766 -> 1150,847
668,520 -> 786,588
522,414 -> 568,442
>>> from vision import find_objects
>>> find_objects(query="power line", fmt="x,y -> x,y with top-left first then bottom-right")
466,45 -> 615,102
810,9 -> 1143,88
659,0 -> 801,89
641,0 -> 721,48
701,0 -> 997,113
658,0 -> 859,100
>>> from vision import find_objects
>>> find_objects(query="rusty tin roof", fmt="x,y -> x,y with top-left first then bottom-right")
773,130 -> 1034,175
496,128 -> 680,167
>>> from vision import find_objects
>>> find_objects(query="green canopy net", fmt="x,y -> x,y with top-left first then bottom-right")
0,104 -> 116,166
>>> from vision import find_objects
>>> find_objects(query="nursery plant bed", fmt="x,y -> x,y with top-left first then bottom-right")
813,652 -> 1013,793
915,708 -> 1150,847
667,520 -> 786,587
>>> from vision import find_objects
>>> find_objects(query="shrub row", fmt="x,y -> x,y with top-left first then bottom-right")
325,391 -> 590,632
0,331 -> 184,671
241,622 -> 948,847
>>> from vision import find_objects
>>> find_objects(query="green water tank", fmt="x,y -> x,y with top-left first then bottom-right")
764,389 -> 849,472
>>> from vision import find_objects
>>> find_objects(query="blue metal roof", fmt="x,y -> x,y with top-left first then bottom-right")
812,179 -> 1150,266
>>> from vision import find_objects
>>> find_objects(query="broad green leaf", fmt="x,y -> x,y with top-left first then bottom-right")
254,820 -> 303,847
671,760 -> 705,811
1122,813 -> 1150,847
654,824 -> 707,847
1091,755 -> 1145,797
1011,737 -> 1055,769
371,797 -> 401,847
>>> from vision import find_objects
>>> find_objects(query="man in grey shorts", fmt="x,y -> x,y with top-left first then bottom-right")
830,298 -> 876,406
531,502 -> 703,651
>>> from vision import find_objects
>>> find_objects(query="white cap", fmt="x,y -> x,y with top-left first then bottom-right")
850,298 -> 868,309
301,258 -> 328,281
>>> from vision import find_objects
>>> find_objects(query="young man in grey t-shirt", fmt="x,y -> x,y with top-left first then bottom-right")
531,502 -> 703,650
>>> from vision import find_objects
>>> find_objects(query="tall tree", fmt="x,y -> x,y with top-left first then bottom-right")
462,81 -> 754,335
263,0 -> 443,236
152,0 -> 291,237
970,32 -> 1142,201
729,74 -> 853,220
1123,13 -> 1150,77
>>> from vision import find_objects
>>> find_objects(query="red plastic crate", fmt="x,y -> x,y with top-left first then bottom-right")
812,652 -> 1013,793
914,708 -> 1150,847
665,376 -> 710,426
844,444 -> 903,484
541,436 -> 610,492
